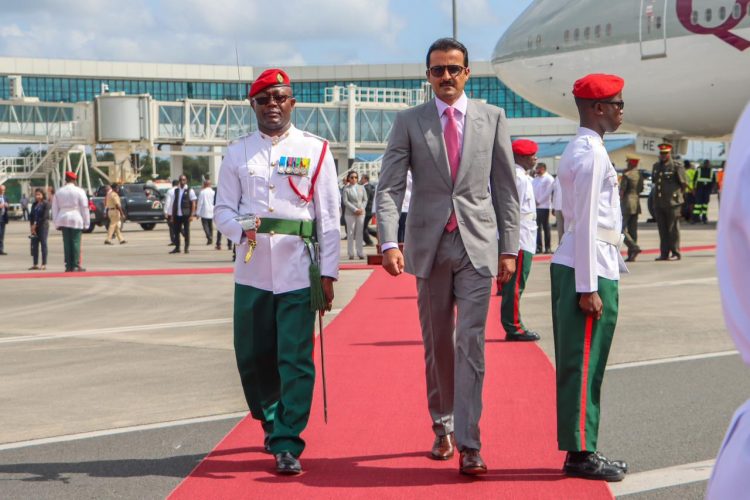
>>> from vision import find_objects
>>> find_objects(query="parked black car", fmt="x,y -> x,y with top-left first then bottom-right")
85,183 -> 166,233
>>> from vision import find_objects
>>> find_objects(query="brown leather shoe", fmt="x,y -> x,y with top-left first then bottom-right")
459,449 -> 487,475
430,433 -> 455,460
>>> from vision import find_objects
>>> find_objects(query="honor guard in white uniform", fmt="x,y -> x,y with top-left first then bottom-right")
52,171 -> 90,272
499,139 -> 540,341
550,74 -> 629,481
706,103 -> 750,498
214,68 -> 340,476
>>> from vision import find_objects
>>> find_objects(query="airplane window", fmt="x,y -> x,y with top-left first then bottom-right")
595,25 -> 601,38
705,8 -> 712,22
528,36 -> 533,49
719,6 -> 726,20
606,23 -> 612,36
536,34 -> 542,47
692,10 -> 698,24
732,3 -> 742,19
564,30 -> 570,42
584,27 -> 590,40
656,16 -> 662,29
574,28 -> 580,41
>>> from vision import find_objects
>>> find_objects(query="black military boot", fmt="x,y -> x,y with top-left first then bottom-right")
563,451 -> 625,482
275,451 -> 302,475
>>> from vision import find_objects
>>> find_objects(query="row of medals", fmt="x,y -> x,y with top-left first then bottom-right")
245,156 -> 312,263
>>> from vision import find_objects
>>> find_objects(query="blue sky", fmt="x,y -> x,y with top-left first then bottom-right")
0,0 -> 534,66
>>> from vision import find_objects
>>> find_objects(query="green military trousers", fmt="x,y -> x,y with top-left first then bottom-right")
501,250 -> 533,336
61,227 -> 82,271
233,283 -> 316,457
550,264 -> 618,452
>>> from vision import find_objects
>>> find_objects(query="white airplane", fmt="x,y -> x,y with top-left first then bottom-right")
492,0 -> 750,139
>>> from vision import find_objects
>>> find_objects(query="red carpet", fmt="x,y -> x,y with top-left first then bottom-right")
0,263 -> 373,280
168,268 -> 612,499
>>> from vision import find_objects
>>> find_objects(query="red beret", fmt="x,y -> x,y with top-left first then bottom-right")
512,139 -> 538,156
249,69 -> 291,98
572,73 -> 625,100
65,171 -> 77,181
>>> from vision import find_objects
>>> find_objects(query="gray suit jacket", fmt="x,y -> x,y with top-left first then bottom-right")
376,98 -> 520,278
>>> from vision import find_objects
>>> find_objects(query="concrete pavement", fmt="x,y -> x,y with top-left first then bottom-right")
0,197 -> 742,499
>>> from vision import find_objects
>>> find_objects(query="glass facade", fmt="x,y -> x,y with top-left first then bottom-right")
0,74 -> 554,118
294,77 -> 553,117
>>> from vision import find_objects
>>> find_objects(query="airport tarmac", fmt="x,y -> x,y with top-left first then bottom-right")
0,198 -> 746,499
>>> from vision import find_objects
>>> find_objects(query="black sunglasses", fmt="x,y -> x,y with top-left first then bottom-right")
597,100 -> 625,110
428,65 -> 466,78
253,94 -> 293,105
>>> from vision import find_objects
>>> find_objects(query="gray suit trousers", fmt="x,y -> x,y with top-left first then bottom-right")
416,230 -> 491,451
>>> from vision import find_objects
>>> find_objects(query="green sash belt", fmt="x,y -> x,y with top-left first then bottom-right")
256,217 -> 324,312
257,218 -> 315,238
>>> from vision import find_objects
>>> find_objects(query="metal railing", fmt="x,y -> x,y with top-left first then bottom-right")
154,100 -> 401,146
0,101 -> 81,141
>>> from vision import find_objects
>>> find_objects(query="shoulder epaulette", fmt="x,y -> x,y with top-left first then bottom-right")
301,131 -> 326,142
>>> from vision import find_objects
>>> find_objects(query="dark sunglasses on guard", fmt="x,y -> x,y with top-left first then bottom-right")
253,94 -> 293,105
597,100 -> 625,110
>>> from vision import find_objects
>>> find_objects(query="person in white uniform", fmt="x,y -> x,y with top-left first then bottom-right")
52,171 -> 90,272
196,178 -> 216,245
705,102 -> 750,499
499,139 -> 540,341
532,163 -> 555,253
550,74 -> 629,482
214,68 -> 340,476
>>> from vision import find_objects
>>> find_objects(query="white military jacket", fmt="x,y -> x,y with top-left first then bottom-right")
52,182 -> 90,230
214,125 -> 341,294
706,102 -> 750,499
551,127 -> 625,292
515,164 -> 537,254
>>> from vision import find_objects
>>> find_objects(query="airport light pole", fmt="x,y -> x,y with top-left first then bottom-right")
452,0 -> 458,39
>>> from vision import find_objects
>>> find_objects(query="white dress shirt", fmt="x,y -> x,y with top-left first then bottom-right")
551,127 -> 625,292
552,176 -> 563,211
382,94 -> 468,252
515,165 -> 538,254
706,103 -> 750,500
532,172 -> 555,209
52,182 -> 90,230
196,187 -> 215,219
163,188 -> 174,215
214,125 -> 341,294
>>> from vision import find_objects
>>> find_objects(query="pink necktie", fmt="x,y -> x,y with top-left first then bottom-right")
444,107 -> 461,232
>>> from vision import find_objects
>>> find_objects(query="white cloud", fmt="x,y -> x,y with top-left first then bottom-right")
0,25 -> 24,38
0,0 -> 405,66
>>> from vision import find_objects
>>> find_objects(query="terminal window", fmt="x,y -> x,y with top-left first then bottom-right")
0,75 -> 554,118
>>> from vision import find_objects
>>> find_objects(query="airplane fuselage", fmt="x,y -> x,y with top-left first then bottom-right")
492,0 -> 750,138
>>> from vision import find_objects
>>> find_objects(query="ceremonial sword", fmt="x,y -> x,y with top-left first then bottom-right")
319,310 -> 328,424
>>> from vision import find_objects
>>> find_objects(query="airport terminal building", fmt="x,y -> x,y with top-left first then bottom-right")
0,56 -> 642,190
0,57 -> 553,118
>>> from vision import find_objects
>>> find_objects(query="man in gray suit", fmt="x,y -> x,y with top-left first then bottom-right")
376,38 -> 519,475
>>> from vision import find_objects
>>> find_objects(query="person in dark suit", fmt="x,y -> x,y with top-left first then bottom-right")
0,184 -> 9,256
169,174 -> 197,254
29,188 -> 50,270
360,174 -> 376,246
376,37 -> 520,476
